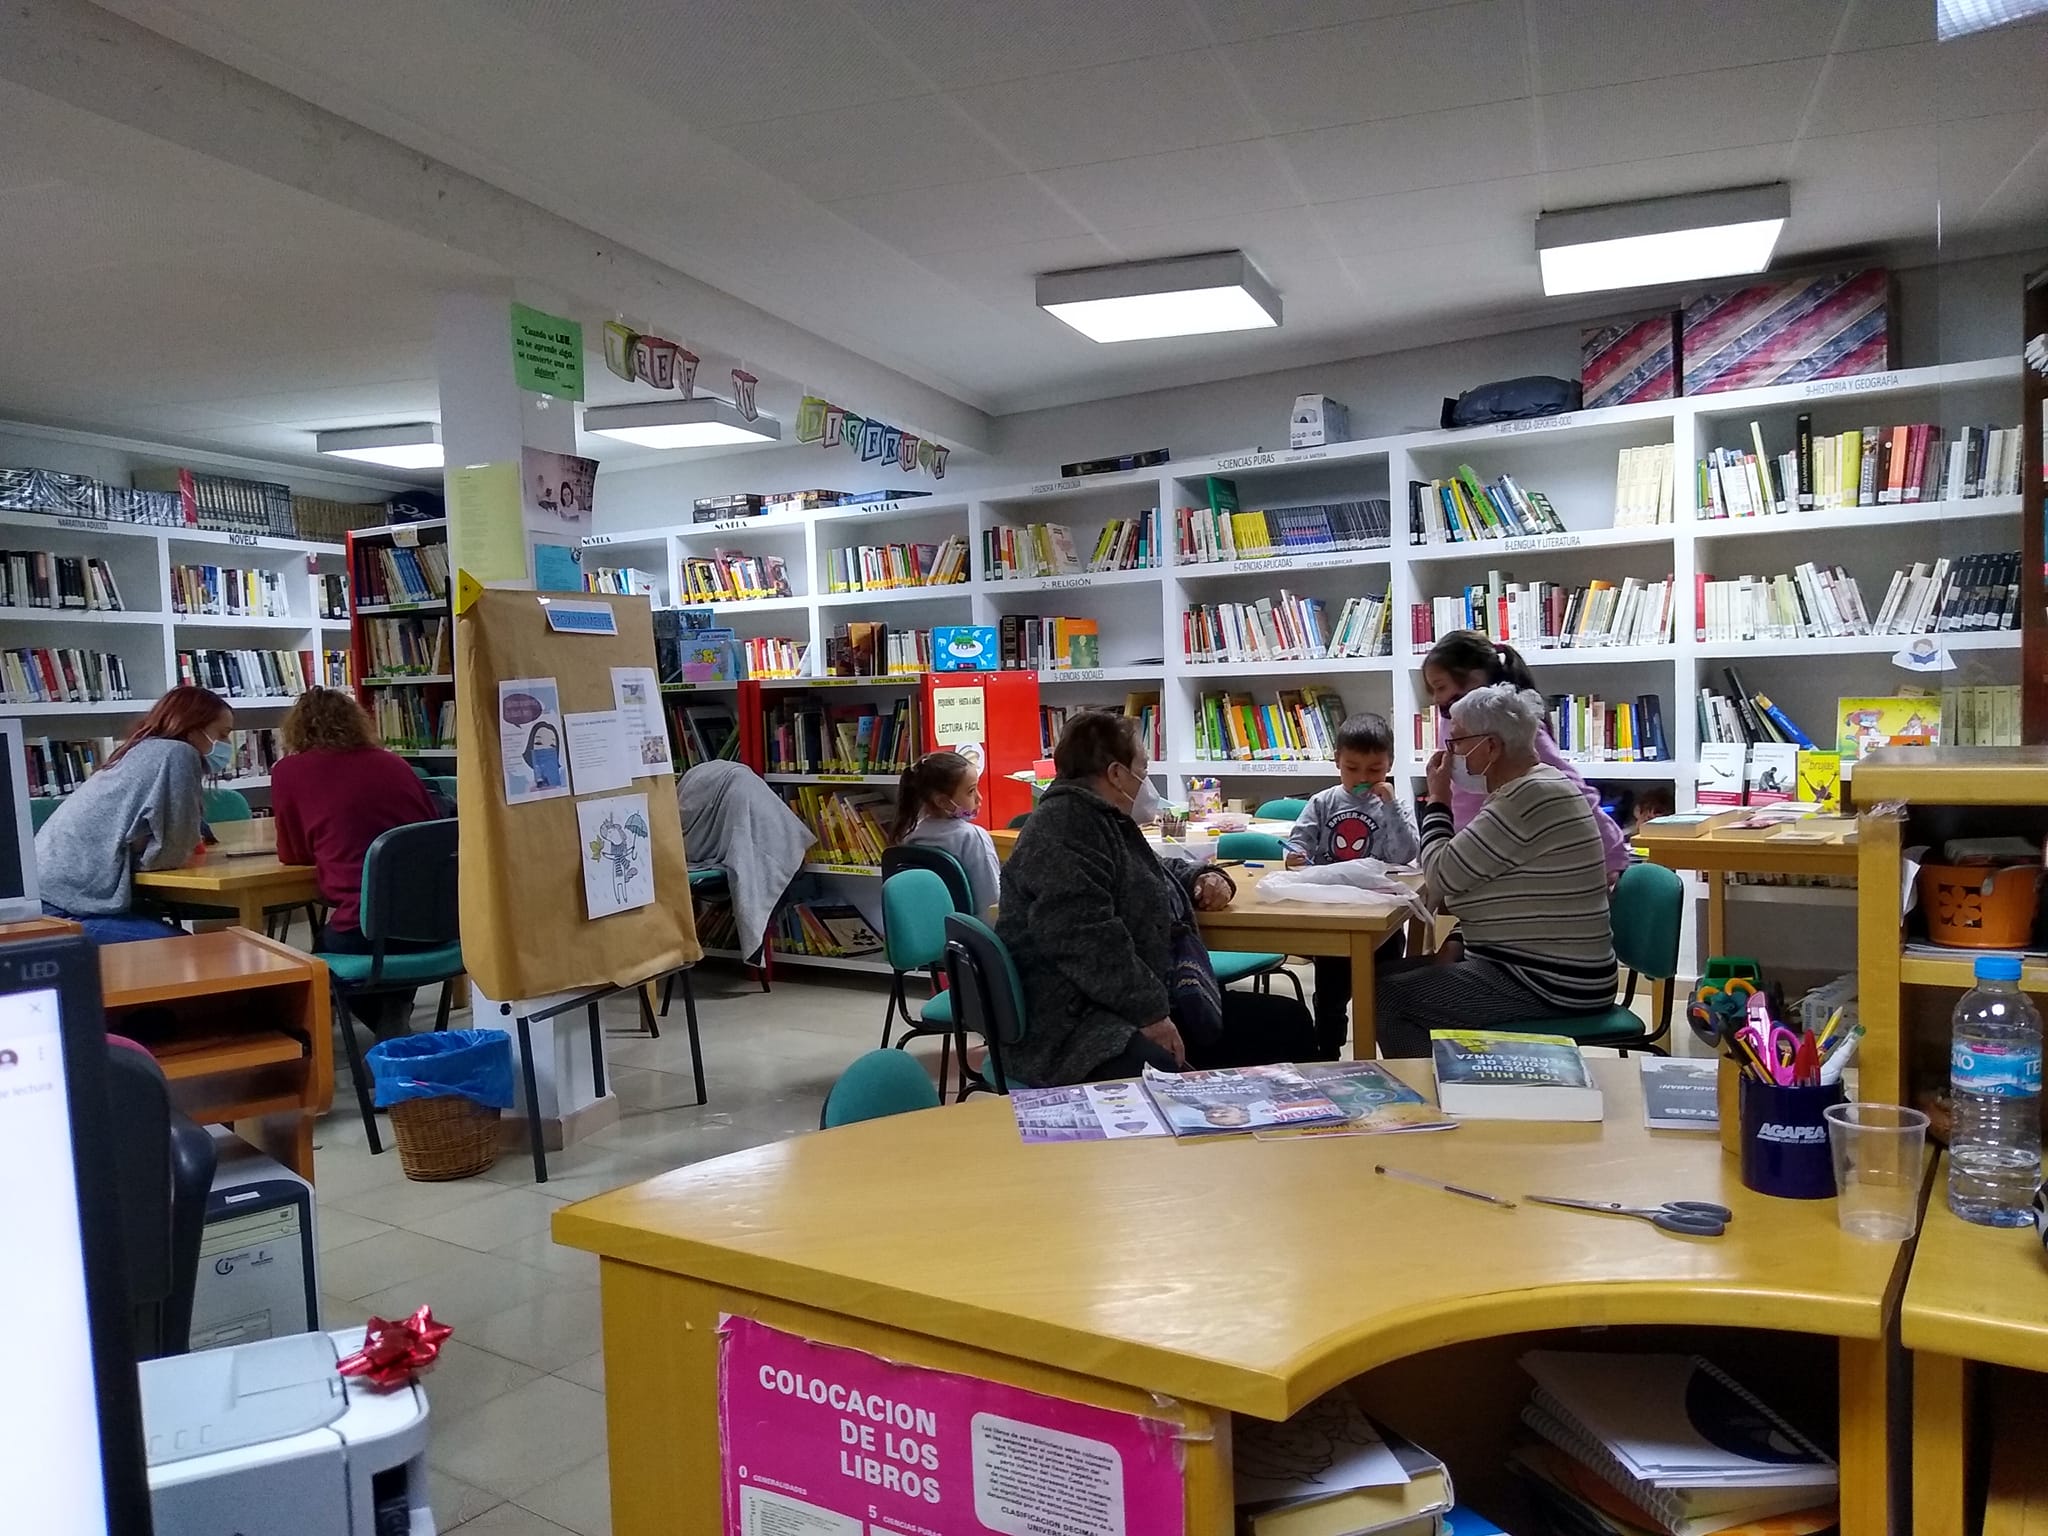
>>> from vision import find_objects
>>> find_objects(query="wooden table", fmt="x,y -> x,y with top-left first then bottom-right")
989,816 -> 1299,863
555,1057 -> 1911,1535
1634,812 -> 1859,959
100,927 -> 333,1181
1903,1153 -> 2048,1534
132,817 -> 320,933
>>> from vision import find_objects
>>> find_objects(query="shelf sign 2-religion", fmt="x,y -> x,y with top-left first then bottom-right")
794,395 -> 951,480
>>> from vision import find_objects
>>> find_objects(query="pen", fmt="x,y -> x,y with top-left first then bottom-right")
1792,1031 -> 1820,1087
1374,1164 -> 1517,1209
1819,1031 -> 1860,1086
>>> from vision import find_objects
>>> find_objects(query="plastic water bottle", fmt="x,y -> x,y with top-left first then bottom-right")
1948,954 -> 2043,1227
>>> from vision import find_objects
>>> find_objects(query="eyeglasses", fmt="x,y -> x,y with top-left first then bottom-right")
1441,734 -> 1494,751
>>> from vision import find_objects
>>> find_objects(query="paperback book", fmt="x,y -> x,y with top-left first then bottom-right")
1254,1061 -> 1458,1139
1430,1031 -> 1603,1122
1009,1082 -> 1171,1144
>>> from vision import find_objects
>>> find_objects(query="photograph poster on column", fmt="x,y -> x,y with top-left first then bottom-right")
610,664 -> 674,776
522,447 -> 599,539
579,793 -> 655,919
499,676 -> 570,804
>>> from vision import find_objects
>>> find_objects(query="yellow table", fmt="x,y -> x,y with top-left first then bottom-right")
555,1057 -> 1911,1535
1634,812 -> 1859,959
1902,1154 -> 2048,1534
132,818 -> 321,933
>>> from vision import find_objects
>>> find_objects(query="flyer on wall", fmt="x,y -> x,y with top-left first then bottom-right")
719,1316 -> 1184,1536
498,677 -> 569,804
522,447 -> 598,539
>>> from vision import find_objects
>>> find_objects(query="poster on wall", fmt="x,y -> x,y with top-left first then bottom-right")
522,447 -> 599,540
498,677 -> 569,805
718,1315 -> 1184,1536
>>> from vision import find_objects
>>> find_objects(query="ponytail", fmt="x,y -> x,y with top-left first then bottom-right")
1424,629 -> 1539,694
889,750 -> 974,844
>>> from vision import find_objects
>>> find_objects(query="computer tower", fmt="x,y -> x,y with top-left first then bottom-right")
188,1131 -> 320,1351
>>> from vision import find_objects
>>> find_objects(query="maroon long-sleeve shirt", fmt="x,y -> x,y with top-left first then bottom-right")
272,746 -> 439,933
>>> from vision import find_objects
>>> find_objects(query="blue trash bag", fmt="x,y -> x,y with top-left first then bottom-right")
365,1029 -> 516,1111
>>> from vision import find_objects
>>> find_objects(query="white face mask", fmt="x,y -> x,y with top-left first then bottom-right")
1450,739 -> 1492,793
1114,764 -> 1161,824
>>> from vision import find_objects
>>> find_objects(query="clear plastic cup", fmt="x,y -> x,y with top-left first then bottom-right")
1824,1102 -> 1930,1240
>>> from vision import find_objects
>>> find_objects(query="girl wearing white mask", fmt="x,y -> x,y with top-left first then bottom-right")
997,711 -> 1315,1085
889,749 -> 1002,917
1374,683 -> 1618,1057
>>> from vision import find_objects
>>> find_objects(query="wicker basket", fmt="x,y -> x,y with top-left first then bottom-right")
386,1095 -> 501,1181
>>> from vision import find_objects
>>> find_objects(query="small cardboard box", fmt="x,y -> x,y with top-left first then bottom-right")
1580,312 -> 1680,409
1682,268 -> 1894,396
1289,394 -> 1350,449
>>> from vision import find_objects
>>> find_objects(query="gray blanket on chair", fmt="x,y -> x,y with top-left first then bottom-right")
677,761 -> 816,960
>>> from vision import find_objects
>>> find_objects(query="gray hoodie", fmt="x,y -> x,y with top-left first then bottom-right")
35,737 -> 205,914
1283,782 -> 1420,867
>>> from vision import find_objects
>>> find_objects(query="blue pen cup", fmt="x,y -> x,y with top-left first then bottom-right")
1738,1078 -> 1846,1199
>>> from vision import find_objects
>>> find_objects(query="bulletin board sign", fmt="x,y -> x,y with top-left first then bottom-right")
717,1315 -> 1184,1536
456,587 -> 699,999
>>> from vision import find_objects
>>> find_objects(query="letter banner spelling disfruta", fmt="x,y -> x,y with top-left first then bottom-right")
796,394 -> 951,479
718,1315 -> 1185,1535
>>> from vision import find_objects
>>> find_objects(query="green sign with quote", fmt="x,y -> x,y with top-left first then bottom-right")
510,303 -> 584,399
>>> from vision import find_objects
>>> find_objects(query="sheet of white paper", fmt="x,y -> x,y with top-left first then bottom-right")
498,677 -> 569,805
1232,1391 -> 1409,1507
564,710 -> 634,795
578,792 -> 654,919
609,665 -> 674,778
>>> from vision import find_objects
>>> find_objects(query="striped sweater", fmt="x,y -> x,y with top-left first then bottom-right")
1419,765 -> 1618,1011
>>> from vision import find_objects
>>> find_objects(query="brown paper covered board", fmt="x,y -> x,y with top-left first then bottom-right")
456,588 -> 701,998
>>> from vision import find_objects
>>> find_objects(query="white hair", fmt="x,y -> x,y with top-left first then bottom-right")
1448,682 -> 1546,756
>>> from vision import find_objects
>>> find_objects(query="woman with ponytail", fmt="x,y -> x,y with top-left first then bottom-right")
1421,630 -> 1629,878
890,749 -> 1001,916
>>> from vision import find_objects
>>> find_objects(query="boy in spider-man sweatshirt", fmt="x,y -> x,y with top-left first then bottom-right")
1281,712 -> 1418,1058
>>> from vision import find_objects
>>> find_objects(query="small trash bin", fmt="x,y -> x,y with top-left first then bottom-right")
366,1029 -> 515,1181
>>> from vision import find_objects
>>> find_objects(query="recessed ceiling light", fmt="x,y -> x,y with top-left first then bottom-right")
1536,184 -> 1790,297
1037,251 -> 1281,343
580,398 -> 783,449
1938,0 -> 2048,38
316,423 -> 443,470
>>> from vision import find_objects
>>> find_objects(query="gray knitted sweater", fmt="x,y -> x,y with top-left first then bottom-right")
35,737 -> 205,914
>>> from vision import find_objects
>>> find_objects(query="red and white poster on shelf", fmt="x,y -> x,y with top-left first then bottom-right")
718,1315 -> 1185,1536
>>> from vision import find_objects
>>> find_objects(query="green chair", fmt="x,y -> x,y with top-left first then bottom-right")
201,787 -> 251,823
29,796 -> 60,831
1493,861 -> 1683,1051
821,1049 -> 941,1129
1006,812 -> 1032,829
1206,831 -> 1303,1005
880,868 -> 965,1093
1255,797 -> 1309,822
942,912 -> 1027,1097
427,775 -> 457,804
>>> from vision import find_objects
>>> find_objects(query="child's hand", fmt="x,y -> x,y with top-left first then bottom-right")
1284,850 -> 1306,869
1369,781 -> 1395,804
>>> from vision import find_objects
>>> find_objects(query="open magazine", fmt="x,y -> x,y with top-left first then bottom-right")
1009,1063 -> 1446,1144
1253,1060 -> 1457,1139
1140,1064 -> 1351,1137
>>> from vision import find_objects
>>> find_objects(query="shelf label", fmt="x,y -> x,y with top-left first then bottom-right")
1500,533 -> 1584,551
1803,371 -> 1902,397
1052,668 -> 1106,682
580,533 -> 625,548
844,500 -> 903,515
1215,452 -> 1279,471
1282,447 -> 1331,463
1046,575 -> 1092,589
226,532 -> 260,546
1026,477 -> 1083,494
1493,414 -> 1575,435
709,517 -> 756,532
816,773 -> 864,783
54,517 -> 103,532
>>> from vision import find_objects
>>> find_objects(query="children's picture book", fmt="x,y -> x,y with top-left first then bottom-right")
1254,1060 -> 1457,1139
932,625 -> 998,671
1430,1031 -> 1603,1122
1140,1064 -> 1350,1137
1639,1057 -> 1719,1131
1836,694 -> 1940,762
1009,1082 -> 1170,1144
1795,749 -> 1842,810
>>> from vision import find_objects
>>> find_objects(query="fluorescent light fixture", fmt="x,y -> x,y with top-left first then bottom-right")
1939,0 -> 2048,38
1037,251 -> 1281,343
1535,184 -> 1789,297
316,422 -> 443,469
580,397 -> 783,449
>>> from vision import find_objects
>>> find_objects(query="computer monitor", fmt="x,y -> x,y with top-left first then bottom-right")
0,935 -> 153,1534
0,717 -> 44,922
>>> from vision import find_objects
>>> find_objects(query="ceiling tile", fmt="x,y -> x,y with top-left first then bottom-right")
1189,0 -> 1476,46
1343,237 -> 1539,314
914,235 -> 1123,301
723,95 -> 1014,199
827,175 -> 1089,255
1101,206 -> 1340,294
1217,0 -> 1527,135
1805,43 -> 1936,136
1934,18 -> 2048,119
1537,143 -> 1792,210
1839,0 -> 1934,50
1036,140 -> 1303,231
837,0 -> 1206,89
1527,0 -> 1848,94
1539,59 -> 1824,170
1314,176 -> 1545,255
1936,110 -> 2048,226
958,52 -> 1262,171
1279,104 -> 1538,203
1782,125 -> 1939,248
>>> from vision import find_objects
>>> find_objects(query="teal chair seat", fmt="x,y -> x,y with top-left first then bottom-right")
1210,950 -> 1289,984
319,944 -> 466,986
919,990 -> 953,1025
822,1049 -> 942,1128
202,787 -> 251,823
29,796 -> 60,830
1490,862 -> 1684,1052
1254,796 -> 1309,822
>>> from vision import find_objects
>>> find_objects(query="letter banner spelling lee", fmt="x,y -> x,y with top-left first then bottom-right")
718,1315 -> 1185,1535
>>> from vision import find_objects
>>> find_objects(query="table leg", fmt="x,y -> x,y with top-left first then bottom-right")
1706,872 -> 1726,959
1913,1352 -> 1970,1536
236,894 -> 266,933
1838,1335 -> 1894,1536
1348,932 -> 1379,1061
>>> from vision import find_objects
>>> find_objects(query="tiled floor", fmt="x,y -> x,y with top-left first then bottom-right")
313,965 -> 930,1535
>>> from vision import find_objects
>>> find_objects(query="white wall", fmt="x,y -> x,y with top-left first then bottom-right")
594,247 -> 2048,535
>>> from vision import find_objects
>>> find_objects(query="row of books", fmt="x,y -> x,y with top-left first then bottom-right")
765,696 -> 923,774
680,550 -> 793,603
583,566 -> 658,596
983,513 -> 1158,578
363,616 -> 453,677
1695,553 -> 2021,641
823,536 -> 969,593
742,635 -> 807,678
24,736 -> 111,796
317,572 -> 349,619
1182,592 -> 1392,665
1414,574 -> 1677,650
221,728 -> 286,780
1039,693 -> 1160,761
666,700 -> 738,769
1413,689 -> 1670,765
1612,443 -> 1677,526
781,786 -> 890,866
767,901 -> 884,960
353,541 -> 449,607
176,648 -> 323,699
0,648 -> 133,706
1872,553 -> 2021,634
373,693 -> 455,752
998,614 -> 1100,671
1697,670 -> 1814,750
0,552 -> 123,612
1699,417 -> 2024,518
170,564 -> 290,618
1175,499 -> 1391,565
823,622 -> 929,677
1408,468 -> 1567,544
1193,686 -> 1351,762
1946,683 -> 2022,747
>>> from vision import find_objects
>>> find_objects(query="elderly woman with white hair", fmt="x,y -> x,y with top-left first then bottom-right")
1375,682 -> 1618,1056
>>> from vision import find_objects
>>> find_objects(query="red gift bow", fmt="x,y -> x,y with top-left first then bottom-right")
336,1305 -> 453,1391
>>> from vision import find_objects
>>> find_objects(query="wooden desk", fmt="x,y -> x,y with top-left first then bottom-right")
556,1058 -> 1909,1535
1634,813 -> 1859,957
989,817 -> 1301,863
100,928 -> 333,1181
132,818 -> 320,932
1902,1154 -> 2048,1534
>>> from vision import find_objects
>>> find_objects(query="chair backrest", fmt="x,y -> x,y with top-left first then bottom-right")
1216,830 -> 1288,861
105,1046 -> 216,1359
1006,812 -> 1032,829
880,842 -> 975,915
201,787 -> 251,823
880,868 -> 952,971
1611,860 -> 1683,982
29,795 -> 60,830
943,913 -> 1027,1091
360,818 -> 460,947
1255,797 -> 1309,821
427,775 -> 458,803
821,1049 -> 942,1128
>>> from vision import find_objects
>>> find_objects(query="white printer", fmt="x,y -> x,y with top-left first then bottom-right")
141,1328 -> 434,1535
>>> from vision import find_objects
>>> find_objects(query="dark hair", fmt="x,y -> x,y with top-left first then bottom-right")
1335,712 -> 1394,757
1053,710 -> 1142,782
890,750 -> 976,843
108,685 -> 231,767
1423,630 -> 1539,692
282,687 -> 376,753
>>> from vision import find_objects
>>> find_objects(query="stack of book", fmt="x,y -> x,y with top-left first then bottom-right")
354,541 -> 449,606
781,785 -> 891,866
679,549 -> 792,603
316,572 -> 349,619
768,901 -> 884,959
1409,466 -> 1568,543
1194,687 -> 1349,762
1040,691 -> 1160,761
1696,669 -> 1815,750
765,695 -> 922,774
0,552 -> 124,611
1414,694 -> 1669,765
1185,593 -> 1360,664
0,648 -> 132,705
363,616 -> 452,677
983,522 -> 1080,579
823,623 -> 929,676
1946,684 -> 2022,746
23,736 -> 113,796
1699,416 -> 2024,518
583,566 -> 659,596
1176,499 -> 1390,563
997,614 -> 1099,671
176,648 -> 312,699
1414,574 -> 1676,649
665,698 -> 738,768
170,564 -> 289,618
372,692 -> 455,753
1613,444 -> 1676,526
824,536 -> 969,593
1233,1396 -> 1457,1536
320,649 -> 351,690
741,636 -> 807,678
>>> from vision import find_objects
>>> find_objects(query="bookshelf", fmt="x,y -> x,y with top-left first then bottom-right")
346,519 -> 453,763
2023,264 -> 2047,739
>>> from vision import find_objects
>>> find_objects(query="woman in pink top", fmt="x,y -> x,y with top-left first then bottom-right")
1421,631 -> 1631,879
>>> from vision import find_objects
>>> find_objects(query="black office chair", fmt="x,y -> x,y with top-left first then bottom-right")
106,1044 -> 216,1359
880,843 -> 976,916
941,913 -> 1028,1101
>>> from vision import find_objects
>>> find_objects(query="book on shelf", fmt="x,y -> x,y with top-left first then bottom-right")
0,648 -> 132,706
317,572 -> 349,619
770,901 -> 883,959
1429,1031 -> 1603,1121
766,696 -> 922,775
1041,691 -> 1159,761
0,552 -> 125,613
223,727 -> 284,781
363,615 -> 452,677
1085,511 -> 1157,571
1413,574 -> 1675,650
23,735 -> 114,796
1234,1395 -> 1454,1536
1613,443 -> 1676,526
1836,693 -> 1941,762
982,522 -> 1082,579
1185,591 -> 1391,664
1697,669 -> 1817,750
1415,698 -> 1665,766
654,608 -> 741,683
824,622 -> 929,677
997,613 -> 1110,672
1196,687 -> 1350,762
1175,498 -> 1389,563
373,692 -> 455,753
176,648 -> 312,698
741,635 -> 807,679
825,535 -> 969,593
1408,465 -> 1568,544
666,698 -> 738,768
353,540 -> 449,606
1943,683 -> 2021,746
170,564 -> 288,618
583,565 -> 660,597
680,549 -> 792,603
320,649 -> 351,690
1698,418 -> 2024,517
1868,552 -> 2021,635
781,785 -> 892,866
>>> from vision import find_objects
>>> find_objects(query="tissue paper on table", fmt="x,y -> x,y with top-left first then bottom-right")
1255,862 -> 1432,927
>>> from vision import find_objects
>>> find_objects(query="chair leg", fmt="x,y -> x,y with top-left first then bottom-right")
335,981 -> 381,1156
587,1002 -> 608,1100
936,1030 -> 952,1102
1279,967 -> 1306,1006
758,935 -> 774,993
433,981 -> 453,1031
515,1012 -> 547,1185
882,974 -> 906,1049
679,967 -> 706,1106
637,982 -> 661,1039
659,971 -> 675,1018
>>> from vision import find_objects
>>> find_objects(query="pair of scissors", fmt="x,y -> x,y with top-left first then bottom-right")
1525,1195 -> 1733,1237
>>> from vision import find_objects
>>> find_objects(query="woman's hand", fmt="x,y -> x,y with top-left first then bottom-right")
1193,870 -> 1233,910
1140,1018 -> 1186,1065
1425,748 -> 1453,805
1283,850 -> 1306,869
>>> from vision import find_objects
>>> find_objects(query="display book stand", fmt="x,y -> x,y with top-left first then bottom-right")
453,585 -> 705,1182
